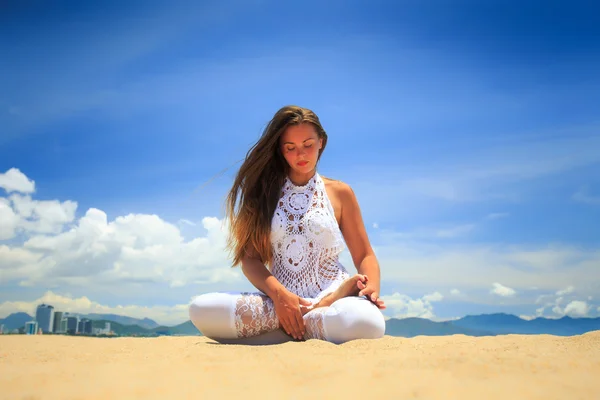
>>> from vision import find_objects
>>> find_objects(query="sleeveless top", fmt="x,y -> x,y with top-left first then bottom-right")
270,171 -> 350,303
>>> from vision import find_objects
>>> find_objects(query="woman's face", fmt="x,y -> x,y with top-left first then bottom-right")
279,123 -> 323,174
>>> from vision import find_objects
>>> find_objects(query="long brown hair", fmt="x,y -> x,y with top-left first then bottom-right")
224,105 -> 328,267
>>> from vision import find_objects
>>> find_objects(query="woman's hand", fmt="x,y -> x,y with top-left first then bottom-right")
358,278 -> 386,309
273,288 -> 312,340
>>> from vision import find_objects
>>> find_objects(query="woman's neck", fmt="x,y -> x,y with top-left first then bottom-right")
287,168 -> 317,186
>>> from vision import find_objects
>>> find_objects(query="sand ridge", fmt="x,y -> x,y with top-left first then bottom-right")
2,331 -> 599,399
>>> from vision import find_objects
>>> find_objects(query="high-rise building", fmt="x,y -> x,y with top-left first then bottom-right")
25,321 -> 39,335
65,315 -> 79,334
35,304 -> 54,333
83,319 -> 92,334
53,311 -> 63,333
60,317 -> 68,333
78,318 -> 92,334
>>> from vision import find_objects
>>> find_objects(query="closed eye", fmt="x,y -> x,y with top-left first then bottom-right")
285,143 -> 314,151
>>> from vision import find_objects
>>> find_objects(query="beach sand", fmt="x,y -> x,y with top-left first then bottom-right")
1,331 -> 599,400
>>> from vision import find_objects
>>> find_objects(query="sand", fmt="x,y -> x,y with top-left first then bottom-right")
1,332 -> 599,400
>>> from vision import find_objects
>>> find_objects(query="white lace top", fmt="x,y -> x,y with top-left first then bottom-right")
270,171 -> 350,303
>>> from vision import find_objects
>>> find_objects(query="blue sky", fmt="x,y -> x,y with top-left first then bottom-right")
1,0 -> 599,325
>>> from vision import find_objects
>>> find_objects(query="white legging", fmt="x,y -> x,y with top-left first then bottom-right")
189,292 -> 386,345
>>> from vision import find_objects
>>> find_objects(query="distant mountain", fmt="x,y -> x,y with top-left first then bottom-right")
385,317 -> 495,337
83,313 -> 159,329
451,313 -> 600,336
2,311 -> 599,337
152,320 -> 201,336
0,312 -> 33,330
90,319 -> 201,336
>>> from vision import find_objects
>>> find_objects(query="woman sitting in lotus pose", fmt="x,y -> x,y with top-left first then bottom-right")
189,105 -> 386,344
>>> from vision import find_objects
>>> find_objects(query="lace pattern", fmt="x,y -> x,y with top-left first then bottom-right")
234,293 -> 279,338
270,172 -> 349,302
303,307 -> 328,341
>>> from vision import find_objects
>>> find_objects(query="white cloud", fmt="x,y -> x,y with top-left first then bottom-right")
556,286 -> 575,296
0,189 -> 77,240
373,241 -> 600,296
1,206 -> 241,289
381,291 -> 443,319
486,212 -> 509,220
531,286 -> 597,319
519,314 -> 536,320
0,291 -> 190,326
491,282 -> 516,297
422,291 -> 443,302
552,305 -> 562,315
572,185 -> 600,205
535,306 -> 545,316
9,194 -> 77,235
178,219 -> 196,227
563,300 -> 590,317
0,168 -> 35,194
2,169 -> 599,322
434,224 -> 476,238
0,169 -> 239,294
351,129 -> 600,216
551,300 -> 592,318
535,294 -> 552,304
379,222 -> 476,241
372,222 -> 379,229
0,198 -> 20,240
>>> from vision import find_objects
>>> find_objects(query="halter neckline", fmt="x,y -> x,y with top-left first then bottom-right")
285,171 -> 319,190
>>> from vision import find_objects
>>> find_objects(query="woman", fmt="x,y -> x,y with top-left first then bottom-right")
189,105 -> 386,344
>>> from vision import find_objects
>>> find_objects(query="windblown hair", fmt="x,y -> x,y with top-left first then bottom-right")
225,105 -> 328,267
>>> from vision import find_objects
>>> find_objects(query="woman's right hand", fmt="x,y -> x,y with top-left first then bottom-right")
273,288 -> 312,340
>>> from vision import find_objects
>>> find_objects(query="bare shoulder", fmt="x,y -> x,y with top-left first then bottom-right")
321,175 -> 346,189
321,175 -> 355,200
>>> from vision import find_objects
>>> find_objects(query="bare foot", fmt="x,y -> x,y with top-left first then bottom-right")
316,274 -> 368,309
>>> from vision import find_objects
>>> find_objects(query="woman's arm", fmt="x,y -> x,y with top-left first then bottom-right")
240,251 -> 284,299
240,246 -> 311,340
338,183 -> 385,308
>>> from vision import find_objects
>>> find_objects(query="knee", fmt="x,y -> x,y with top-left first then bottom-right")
188,292 -> 237,339
327,297 -> 386,344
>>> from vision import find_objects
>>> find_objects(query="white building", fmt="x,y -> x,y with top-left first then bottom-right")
92,322 -> 112,335
25,321 -> 39,335
60,317 -> 68,333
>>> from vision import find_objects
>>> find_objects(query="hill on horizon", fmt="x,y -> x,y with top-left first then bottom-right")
2,312 -> 599,337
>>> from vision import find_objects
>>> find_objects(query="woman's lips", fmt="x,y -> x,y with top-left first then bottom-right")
297,161 -> 308,166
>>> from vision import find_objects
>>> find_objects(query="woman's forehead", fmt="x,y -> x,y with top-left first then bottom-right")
280,123 -> 318,142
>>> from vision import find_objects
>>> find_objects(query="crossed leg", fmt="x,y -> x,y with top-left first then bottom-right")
189,291 -> 385,345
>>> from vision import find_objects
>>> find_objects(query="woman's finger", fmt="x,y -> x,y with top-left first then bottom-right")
284,308 -> 300,339
280,317 -> 292,337
294,308 -> 305,339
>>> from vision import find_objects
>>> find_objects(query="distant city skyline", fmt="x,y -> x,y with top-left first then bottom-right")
13,303 -> 105,335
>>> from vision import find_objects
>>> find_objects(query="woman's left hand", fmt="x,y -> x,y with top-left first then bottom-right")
357,279 -> 386,309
